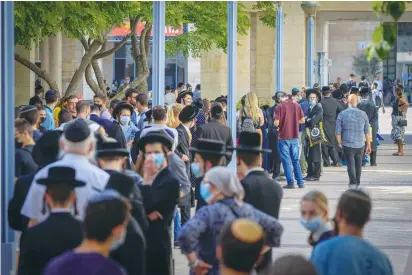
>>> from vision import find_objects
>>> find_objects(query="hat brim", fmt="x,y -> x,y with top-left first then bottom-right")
138,134 -> 173,152
190,147 -> 232,157
96,149 -> 129,158
37,177 -> 86,187
176,91 -> 194,103
306,89 -> 321,101
234,146 -> 271,153
112,103 -> 134,119
179,107 -> 200,122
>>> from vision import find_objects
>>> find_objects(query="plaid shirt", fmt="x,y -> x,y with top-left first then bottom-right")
336,107 -> 370,148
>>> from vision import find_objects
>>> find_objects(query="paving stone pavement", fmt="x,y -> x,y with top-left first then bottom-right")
172,111 -> 412,275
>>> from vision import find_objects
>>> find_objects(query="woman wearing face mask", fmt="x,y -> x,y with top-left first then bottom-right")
178,167 -> 284,275
391,86 -> 408,156
112,102 -> 138,152
300,190 -> 334,249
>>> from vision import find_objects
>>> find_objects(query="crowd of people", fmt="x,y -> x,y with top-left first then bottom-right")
9,75 -> 402,275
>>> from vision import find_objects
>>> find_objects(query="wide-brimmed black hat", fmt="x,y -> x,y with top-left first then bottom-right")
138,129 -> 173,152
176,90 -> 193,103
215,96 -> 227,105
306,88 -> 321,102
235,132 -> 271,153
179,105 -> 199,123
32,131 -> 62,167
112,102 -> 134,119
332,89 -> 344,100
350,87 -> 359,95
360,87 -> 371,96
37,166 -> 86,187
97,140 -> 129,158
272,91 -> 287,101
321,86 -> 331,93
64,119 -> 91,143
211,103 -> 224,118
105,172 -> 135,199
190,138 -> 231,157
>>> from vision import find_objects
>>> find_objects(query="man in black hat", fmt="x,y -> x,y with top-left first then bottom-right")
177,89 -> 193,106
21,119 -> 109,226
190,138 -> 232,211
303,89 -> 324,182
215,96 -> 228,119
358,87 -> 379,166
18,166 -> 84,275
235,131 -> 283,274
320,86 -> 344,167
176,105 -> 199,173
137,130 -> 180,275
197,103 -> 233,164
106,173 -> 147,275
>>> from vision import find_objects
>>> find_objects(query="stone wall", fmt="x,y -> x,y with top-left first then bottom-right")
15,45 -> 35,106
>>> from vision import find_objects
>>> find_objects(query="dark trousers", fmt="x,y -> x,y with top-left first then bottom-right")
268,130 -> 281,178
178,193 -> 191,226
370,151 -> 377,165
343,146 -> 364,185
307,161 -> 321,179
321,144 -> 339,166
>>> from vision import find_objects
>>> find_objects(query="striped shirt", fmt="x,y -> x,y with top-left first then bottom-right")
336,107 -> 370,149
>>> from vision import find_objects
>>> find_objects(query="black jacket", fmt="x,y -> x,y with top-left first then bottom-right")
15,147 -> 38,178
197,120 -> 234,163
266,105 -> 278,132
139,168 -> 180,275
241,170 -> 283,271
175,124 -> 191,175
18,213 -> 83,275
107,121 -> 127,150
358,99 -> 379,151
305,103 -> 323,162
320,97 -> 344,147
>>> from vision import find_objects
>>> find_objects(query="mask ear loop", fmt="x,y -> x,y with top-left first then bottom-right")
74,197 -> 79,216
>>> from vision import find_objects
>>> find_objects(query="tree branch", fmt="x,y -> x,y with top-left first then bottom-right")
92,33 -> 131,60
15,52 -> 60,95
80,37 -> 89,50
144,24 -> 152,56
92,60 -> 107,92
85,63 -> 100,94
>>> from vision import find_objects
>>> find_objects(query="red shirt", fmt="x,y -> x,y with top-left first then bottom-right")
274,100 -> 303,140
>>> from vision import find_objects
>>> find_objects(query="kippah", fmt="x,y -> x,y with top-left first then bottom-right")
231,219 -> 263,244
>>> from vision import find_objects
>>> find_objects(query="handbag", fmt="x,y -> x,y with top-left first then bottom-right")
398,108 -> 407,127
306,121 -> 327,147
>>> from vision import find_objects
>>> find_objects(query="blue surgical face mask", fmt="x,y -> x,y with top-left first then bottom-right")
300,216 -> 323,232
309,100 -> 316,107
110,228 -> 126,251
191,162 -> 203,178
120,115 -> 130,125
153,153 -> 165,168
200,182 -> 214,203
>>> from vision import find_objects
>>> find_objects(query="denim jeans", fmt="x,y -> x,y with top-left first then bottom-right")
173,208 -> 181,243
278,138 -> 304,185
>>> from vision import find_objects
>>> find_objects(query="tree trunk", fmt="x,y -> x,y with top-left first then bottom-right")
14,52 -> 60,96
91,60 -> 107,93
85,63 -> 100,94
65,40 -> 103,96
136,55 -> 148,92
110,68 -> 150,101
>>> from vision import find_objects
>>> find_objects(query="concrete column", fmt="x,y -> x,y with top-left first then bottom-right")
49,32 -> 62,93
15,45 -> 35,106
275,2 -> 284,92
152,1 -> 166,106
322,22 -> 329,85
40,38 -> 50,90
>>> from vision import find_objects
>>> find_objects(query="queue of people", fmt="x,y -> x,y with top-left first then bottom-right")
9,80 -> 399,275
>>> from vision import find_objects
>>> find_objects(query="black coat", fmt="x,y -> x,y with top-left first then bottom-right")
111,216 -> 146,275
18,213 -> 83,275
241,170 -> 283,271
197,120 -> 234,163
320,97 -> 344,147
139,168 -> 180,275
266,105 -> 278,132
15,148 -> 38,178
358,100 -> 379,152
8,172 -> 35,232
107,121 -> 127,150
305,104 -> 323,163
175,124 -> 191,174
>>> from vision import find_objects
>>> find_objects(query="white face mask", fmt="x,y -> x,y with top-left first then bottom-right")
110,228 -> 126,251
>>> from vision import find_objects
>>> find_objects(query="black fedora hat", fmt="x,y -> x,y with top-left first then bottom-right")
179,105 -> 199,123
97,140 -> 129,158
215,96 -> 227,105
105,172 -> 135,199
235,132 -> 271,153
350,87 -> 359,95
321,86 -> 331,93
37,166 -> 86,187
190,138 -> 231,157
332,89 -> 344,100
360,87 -> 371,96
306,88 -> 321,102
138,129 -> 173,152
176,90 -> 193,103
32,130 -> 62,167
112,102 -> 134,119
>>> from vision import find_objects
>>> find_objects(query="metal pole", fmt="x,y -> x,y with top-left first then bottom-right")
275,2 -> 284,92
152,1 -> 165,106
228,1 -> 237,170
1,2 -> 16,274
307,15 -> 315,87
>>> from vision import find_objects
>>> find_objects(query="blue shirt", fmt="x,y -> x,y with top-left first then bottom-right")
336,107 -> 370,148
42,105 -> 55,130
193,89 -> 201,100
299,99 -> 310,132
311,235 -> 393,275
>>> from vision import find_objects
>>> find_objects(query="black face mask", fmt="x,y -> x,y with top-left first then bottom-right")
95,104 -> 102,110
15,138 -> 23,149
40,117 -> 46,123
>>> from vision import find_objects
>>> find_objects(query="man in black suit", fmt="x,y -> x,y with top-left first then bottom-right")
320,86 -> 344,167
304,89 -> 324,181
197,103 -> 234,164
137,130 -> 180,275
235,131 -> 283,274
18,167 -> 84,275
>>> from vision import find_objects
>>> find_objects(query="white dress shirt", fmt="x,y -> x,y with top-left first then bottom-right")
21,154 -> 109,221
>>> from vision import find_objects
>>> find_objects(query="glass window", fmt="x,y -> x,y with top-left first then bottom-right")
114,43 -> 127,58
114,59 -> 126,83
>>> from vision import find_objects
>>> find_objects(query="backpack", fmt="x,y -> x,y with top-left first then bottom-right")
238,108 -> 256,133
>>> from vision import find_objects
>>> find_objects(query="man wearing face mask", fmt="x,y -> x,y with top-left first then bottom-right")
93,92 -> 111,120
44,190 -> 130,275
303,89 -> 324,182
112,102 -> 137,153
18,167 -> 84,275
190,139 -> 232,211
137,130 -> 180,275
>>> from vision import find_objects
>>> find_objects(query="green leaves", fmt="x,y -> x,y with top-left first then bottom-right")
372,24 -> 383,44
